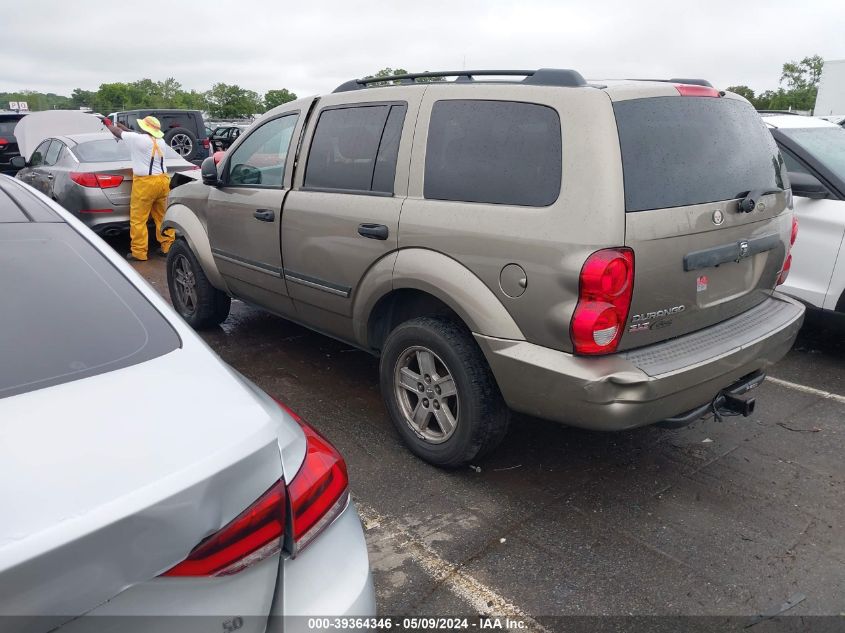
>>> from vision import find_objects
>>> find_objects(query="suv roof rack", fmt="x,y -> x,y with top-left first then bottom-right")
627,78 -> 714,87
333,68 -> 588,93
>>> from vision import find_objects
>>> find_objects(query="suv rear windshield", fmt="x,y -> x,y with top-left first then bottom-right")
0,221 -> 180,399
614,97 -> 785,212
74,139 -> 180,162
0,117 -> 23,139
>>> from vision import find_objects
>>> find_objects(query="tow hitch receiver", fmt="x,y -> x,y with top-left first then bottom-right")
720,392 -> 756,417
657,371 -> 765,429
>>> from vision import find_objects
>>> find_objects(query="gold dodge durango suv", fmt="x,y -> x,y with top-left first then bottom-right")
163,69 -> 805,467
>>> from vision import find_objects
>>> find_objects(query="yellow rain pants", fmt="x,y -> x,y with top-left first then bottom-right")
129,172 -> 174,260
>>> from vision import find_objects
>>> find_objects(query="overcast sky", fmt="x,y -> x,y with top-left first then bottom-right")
1,0 -> 842,98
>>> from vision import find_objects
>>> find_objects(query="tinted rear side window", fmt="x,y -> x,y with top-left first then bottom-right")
424,100 -> 562,206
0,223 -> 180,399
304,103 -> 407,194
614,97 -> 785,212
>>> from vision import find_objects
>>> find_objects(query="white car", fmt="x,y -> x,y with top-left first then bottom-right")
763,114 -> 845,313
0,175 -> 374,632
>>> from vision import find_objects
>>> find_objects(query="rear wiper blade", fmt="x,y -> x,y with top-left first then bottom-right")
737,188 -> 783,213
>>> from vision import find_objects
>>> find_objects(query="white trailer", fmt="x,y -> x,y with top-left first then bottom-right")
814,59 -> 845,116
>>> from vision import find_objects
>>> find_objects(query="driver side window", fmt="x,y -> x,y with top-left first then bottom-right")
227,114 -> 299,188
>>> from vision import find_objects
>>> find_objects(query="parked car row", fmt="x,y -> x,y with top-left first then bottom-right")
5,68 -> 842,626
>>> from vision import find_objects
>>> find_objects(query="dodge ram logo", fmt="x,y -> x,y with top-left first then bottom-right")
739,240 -> 750,259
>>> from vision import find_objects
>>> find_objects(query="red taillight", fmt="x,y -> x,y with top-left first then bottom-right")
571,248 -> 634,355
162,401 -> 348,577
283,405 -> 349,554
0,137 -> 8,147
213,150 -> 225,165
70,172 -> 124,188
675,84 -> 721,98
162,480 -> 287,577
777,216 -> 798,285
202,139 -> 210,149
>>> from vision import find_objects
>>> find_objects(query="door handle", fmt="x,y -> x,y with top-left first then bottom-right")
253,208 -> 275,222
358,223 -> 389,240
46,173 -> 54,180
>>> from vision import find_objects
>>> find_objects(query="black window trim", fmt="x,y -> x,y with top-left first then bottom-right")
300,100 -> 409,198
220,110 -> 301,191
422,98 -> 564,208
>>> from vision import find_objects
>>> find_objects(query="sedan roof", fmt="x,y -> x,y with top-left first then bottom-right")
761,114 -> 840,129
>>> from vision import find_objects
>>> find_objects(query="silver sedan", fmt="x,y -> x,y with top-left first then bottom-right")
0,175 -> 375,632
13,132 -> 196,237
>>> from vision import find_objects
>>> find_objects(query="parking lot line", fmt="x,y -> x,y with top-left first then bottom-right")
767,375 -> 845,405
356,502 -> 551,632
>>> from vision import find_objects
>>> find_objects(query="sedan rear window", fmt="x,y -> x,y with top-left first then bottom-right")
614,97 -> 785,212
0,223 -> 180,399
74,139 -> 180,162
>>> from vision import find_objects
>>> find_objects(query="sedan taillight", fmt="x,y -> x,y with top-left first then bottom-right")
162,480 -> 287,577
70,172 -> 124,188
161,401 -> 348,577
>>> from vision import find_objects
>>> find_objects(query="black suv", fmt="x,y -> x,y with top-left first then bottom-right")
0,112 -> 28,175
108,109 -> 210,163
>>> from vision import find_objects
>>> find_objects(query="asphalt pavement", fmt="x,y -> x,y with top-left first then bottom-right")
125,247 -> 844,627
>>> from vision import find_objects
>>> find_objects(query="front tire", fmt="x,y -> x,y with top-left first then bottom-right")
166,240 -> 230,328
379,317 -> 509,468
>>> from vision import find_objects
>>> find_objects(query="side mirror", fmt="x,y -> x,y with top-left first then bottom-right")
789,172 -> 829,199
201,156 -> 220,186
10,156 -> 26,169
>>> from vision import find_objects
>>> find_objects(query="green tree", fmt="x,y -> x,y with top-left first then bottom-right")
205,83 -> 261,118
363,67 -> 409,87
264,89 -> 297,111
174,89 -> 208,111
158,77 -> 182,107
726,85 -> 756,103
71,88 -> 96,108
781,55 -> 824,90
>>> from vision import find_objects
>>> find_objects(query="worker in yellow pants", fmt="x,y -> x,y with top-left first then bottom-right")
104,115 -> 175,261
129,172 -> 173,260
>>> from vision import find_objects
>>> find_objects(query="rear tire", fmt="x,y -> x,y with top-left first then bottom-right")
166,239 -> 230,329
379,317 -> 509,468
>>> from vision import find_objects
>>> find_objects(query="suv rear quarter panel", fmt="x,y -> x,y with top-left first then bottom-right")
401,84 -> 625,352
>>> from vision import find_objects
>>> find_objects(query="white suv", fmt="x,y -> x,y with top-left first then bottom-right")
763,114 -> 845,313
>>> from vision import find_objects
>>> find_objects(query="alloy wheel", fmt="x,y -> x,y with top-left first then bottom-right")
394,346 -> 459,444
172,254 -> 198,315
170,133 -> 194,157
